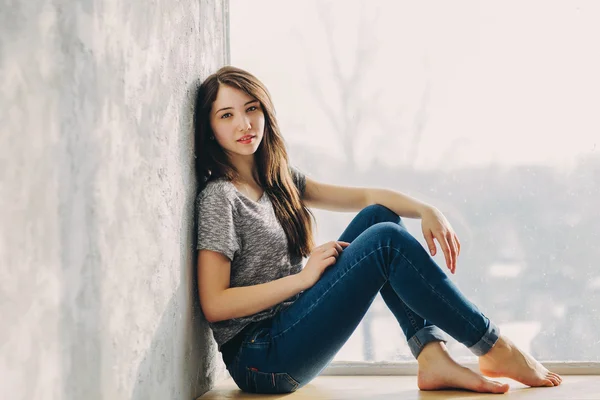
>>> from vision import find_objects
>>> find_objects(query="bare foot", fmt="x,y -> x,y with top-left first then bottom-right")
479,335 -> 562,387
417,342 -> 509,394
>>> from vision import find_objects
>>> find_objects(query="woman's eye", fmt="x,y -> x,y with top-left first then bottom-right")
220,106 -> 258,119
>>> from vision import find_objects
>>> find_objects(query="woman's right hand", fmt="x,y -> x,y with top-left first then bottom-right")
298,240 -> 351,290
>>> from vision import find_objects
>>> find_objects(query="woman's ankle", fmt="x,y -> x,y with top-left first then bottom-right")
417,341 -> 448,364
479,335 -> 510,360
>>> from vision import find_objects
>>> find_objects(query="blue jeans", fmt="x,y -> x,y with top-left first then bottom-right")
226,204 -> 500,394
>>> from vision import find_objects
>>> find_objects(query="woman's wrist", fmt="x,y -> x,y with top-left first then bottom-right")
418,204 -> 436,218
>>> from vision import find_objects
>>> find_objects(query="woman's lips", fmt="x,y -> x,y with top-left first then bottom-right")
238,136 -> 255,144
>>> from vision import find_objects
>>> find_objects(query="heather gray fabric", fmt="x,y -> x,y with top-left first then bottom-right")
196,166 -> 307,350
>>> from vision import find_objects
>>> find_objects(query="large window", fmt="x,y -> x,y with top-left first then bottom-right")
229,0 -> 600,363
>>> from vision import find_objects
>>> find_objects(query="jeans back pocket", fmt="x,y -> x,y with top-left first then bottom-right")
245,367 -> 300,394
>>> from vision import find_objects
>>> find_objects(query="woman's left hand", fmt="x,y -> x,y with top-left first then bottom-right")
420,206 -> 461,274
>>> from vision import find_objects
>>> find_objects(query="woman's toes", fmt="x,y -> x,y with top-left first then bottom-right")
478,379 -> 509,394
543,378 -> 555,387
548,374 -> 561,386
492,381 -> 510,393
549,372 -> 562,384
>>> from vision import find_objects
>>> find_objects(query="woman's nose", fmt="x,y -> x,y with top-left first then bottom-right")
237,115 -> 251,131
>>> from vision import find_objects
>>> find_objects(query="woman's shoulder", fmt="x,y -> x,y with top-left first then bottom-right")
197,178 -> 237,203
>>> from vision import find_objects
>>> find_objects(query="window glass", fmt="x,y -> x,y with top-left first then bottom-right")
230,0 -> 600,362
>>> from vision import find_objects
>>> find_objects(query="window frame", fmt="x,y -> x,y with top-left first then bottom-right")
323,361 -> 600,376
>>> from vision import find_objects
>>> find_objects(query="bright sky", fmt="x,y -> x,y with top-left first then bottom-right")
230,0 -> 600,172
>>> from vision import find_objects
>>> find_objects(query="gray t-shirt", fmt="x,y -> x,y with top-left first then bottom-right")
196,166 -> 307,350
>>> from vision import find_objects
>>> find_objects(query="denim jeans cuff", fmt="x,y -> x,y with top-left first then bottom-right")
467,318 -> 500,356
407,325 -> 450,359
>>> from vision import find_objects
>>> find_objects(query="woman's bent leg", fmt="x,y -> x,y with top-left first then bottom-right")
232,205 -> 499,393
336,205 -> 451,358
337,205 -> 499,358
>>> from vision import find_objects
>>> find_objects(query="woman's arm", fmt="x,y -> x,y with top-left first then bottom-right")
198,249 -> 307,323
302,177 -> 433,217
208,275 -> 306,323
365,187 -> 433,219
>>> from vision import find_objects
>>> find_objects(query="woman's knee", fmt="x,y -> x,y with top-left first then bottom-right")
371,221 -> 419,250
358,204 -> 409,231
362,222 -> 423,274
358,203 -> 401,223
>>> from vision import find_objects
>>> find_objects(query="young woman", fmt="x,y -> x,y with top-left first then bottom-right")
194,66 -> 562,395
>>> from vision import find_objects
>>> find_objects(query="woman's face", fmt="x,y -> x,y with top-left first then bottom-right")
210,84 -> 265,158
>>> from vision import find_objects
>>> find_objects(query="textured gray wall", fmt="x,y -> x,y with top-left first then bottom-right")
0,0 -> 228,398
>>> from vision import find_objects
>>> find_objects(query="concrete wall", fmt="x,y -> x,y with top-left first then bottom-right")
0,1 -> 228,398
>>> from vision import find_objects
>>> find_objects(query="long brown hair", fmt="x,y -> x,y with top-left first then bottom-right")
194,66 -> 316,259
